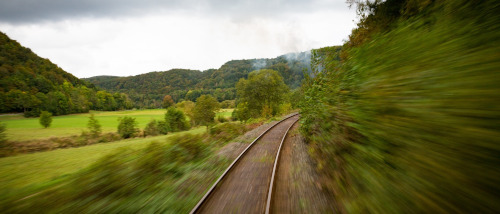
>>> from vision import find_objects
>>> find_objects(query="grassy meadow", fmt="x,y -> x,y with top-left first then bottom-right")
0,127 -> 205,190
0,109 -> 233,141
0,108 -> 233,191
0,110 -> 246,213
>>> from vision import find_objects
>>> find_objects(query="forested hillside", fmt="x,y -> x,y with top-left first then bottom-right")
86,52 -> 311,108
300,0 -> 500,213
0,32 -> 132,116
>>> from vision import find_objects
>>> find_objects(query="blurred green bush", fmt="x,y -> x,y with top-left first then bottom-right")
300,0 -> 500,213
209,122 -> 248,143
2,132 -> 227,213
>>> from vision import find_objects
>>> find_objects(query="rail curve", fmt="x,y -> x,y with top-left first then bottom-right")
190,113 -> 299,214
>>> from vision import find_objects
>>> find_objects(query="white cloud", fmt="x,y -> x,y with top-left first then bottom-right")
0,8 -> 356,78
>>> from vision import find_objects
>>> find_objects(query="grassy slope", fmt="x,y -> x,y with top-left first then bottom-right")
0,109 -> 232,141
0,127 -> 205,190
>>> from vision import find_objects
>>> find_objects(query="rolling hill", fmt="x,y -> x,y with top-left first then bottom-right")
85,52 -> 312,108
0,31 -> 132,116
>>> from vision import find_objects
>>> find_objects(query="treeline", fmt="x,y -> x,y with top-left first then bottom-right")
85,52 -> 310,108
300,0 -> 500,213
0,32 -> 133,116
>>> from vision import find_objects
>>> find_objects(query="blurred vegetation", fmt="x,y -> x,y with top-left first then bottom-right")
0,121 -> 258,212
0,128 -> 206,190
0,132 -> 122,157
300,0 -> 500,213
209,122 -> 249,143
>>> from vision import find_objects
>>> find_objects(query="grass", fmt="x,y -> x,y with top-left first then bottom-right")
0,109 -> 165,141
216,109 -> 233,118
0,109 -> 233,141
0,126 -> 234,213
0,109 -> 282,212
0,127 -> 205,190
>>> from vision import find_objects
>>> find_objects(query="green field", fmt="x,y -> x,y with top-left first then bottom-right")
0,109 -> 233,141
217,109 -> 233,118
0,127 -> 205,190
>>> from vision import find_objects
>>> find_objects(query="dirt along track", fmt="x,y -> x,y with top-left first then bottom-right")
192,114 -> 300,214
270,121 -> 338,213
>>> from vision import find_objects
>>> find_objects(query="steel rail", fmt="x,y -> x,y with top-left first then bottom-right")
264,117 -> 299,214
190,113 -> 299,214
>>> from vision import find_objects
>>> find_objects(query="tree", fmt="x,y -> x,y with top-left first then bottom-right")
176,100 -> 195,125
185,90 -> 202,101
87,114 -> 102,138
164,107 -> 190,132
117,116 -> 138,138
193,95 -> 220,126
39,111 -> 53,128
232,102 -> 251,121
234,69 -> 289,120
162,95 -> 175,109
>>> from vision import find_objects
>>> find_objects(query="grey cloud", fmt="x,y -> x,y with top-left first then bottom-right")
0,0 -> 349,23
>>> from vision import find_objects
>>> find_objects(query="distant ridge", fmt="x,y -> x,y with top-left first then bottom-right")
85,51 -> 313,109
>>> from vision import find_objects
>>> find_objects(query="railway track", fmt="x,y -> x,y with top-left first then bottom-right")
190,113 -> 300,214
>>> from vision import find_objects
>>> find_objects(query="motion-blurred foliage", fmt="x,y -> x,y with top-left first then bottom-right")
300,0 -> 500,213
209,122 -> 249,143
1,133 -> 229,213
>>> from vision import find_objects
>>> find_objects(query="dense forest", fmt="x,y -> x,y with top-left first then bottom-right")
86,52 -> 310,108
0,32 -> 133,116
300,0 -> 500,213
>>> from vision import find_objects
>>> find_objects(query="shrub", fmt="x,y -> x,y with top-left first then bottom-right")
232,102 -> 250,121
144,120 -> 161,137
220,100 -> 235,108
217,115 -> 228,123
117,116 -> 139,139
39,111 -> 52,128
300,1 -> 500,212
99,132 -> 121,143
136,142 -> 171,175
72,148 -> 138,198
169,133 -> 209,161
209,122 -> 248,143
261,104 -> 272,119
164,107 -> 190,132
158,121 -> 169,135
87,114 -> 102,138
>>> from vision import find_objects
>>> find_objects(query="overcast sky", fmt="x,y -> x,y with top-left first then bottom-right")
0,0 -> 357,78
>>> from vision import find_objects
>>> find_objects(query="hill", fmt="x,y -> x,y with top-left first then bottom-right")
85,52 -> 311,108
0,31 -> 132,116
